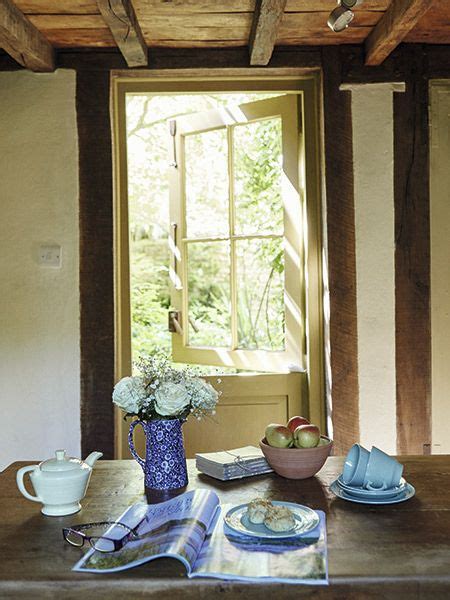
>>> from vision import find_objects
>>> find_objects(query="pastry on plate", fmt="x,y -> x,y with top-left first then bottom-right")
263,505 -> 296,532
247,498 -> 273,524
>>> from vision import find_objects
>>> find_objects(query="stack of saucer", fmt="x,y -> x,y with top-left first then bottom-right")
330,444 -> 415,505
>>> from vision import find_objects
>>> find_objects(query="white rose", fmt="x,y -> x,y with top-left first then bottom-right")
112,376 -> 147,414
154,381 -> 190,416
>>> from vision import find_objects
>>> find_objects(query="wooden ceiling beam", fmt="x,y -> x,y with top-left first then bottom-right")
249,0 -> 287,66
96,0 -> 147,67
365,0 -> 434,66
0,0 -> 54,71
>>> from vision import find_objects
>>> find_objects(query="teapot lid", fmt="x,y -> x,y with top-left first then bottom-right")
40,450 -> 82,472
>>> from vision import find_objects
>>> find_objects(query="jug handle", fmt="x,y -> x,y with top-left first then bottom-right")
16,466 -> 41,502
128,420 -> 146,470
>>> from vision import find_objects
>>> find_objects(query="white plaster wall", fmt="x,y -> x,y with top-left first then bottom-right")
0,70 -> 80,470
351,86 -> 397,454
430,82 -> 450,454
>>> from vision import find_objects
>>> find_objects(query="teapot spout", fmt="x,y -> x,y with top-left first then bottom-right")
84,451 -> 103,468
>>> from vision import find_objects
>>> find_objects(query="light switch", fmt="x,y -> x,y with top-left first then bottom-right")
38,245 -> 62,268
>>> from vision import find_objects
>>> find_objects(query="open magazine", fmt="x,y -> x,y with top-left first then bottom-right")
74,489 -> 328,584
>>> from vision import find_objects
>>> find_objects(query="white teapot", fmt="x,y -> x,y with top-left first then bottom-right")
16,449 -> 103,516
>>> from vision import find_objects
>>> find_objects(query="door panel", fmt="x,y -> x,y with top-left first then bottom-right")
166,95 -> 306,457
168,94 -> 305,373
184,372 -> 305,456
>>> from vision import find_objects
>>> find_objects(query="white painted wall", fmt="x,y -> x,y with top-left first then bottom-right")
0,70 -> 80,470
430,81 -> 450,454
350,85 -> 397,454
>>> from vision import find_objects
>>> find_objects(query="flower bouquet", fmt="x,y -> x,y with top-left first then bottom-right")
113,353 -> 220,421
113,353 -> 220,493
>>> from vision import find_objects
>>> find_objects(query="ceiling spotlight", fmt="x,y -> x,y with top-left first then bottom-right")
328,0 -> 358,33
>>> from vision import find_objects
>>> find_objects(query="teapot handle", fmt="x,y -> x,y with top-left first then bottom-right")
128,420 -> 146,470
16,466 -> 41,502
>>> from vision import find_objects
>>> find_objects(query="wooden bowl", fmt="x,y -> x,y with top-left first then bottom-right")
259,436 -> 333,479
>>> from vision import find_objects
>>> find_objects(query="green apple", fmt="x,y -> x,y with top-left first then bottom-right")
294,424 -> 320,448
265,423 -> 294,448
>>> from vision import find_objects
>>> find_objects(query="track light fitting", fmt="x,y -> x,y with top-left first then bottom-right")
327,0 -> 359,33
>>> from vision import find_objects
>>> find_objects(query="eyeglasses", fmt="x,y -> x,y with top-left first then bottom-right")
62,521 -> 140,553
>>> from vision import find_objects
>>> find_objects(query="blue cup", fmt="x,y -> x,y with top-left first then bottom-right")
342,444 -> 370,486
363,447 -> 403,491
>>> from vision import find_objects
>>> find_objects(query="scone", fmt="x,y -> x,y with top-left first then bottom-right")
247,498 -> 273,524
263,505 -> 296,532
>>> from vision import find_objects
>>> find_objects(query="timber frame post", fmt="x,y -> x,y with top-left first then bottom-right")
77,70 -> 115,459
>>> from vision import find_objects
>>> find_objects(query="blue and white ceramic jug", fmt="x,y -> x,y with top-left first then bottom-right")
128,418 -> 188,492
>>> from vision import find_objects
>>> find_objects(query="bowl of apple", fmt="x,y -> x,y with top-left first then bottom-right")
259,416 -> 333,479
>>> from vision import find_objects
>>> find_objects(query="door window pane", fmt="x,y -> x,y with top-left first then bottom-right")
236,238 -> 285,351
187,241 -> 231,347
185,129 -> 229,238
233,117 -> 284,236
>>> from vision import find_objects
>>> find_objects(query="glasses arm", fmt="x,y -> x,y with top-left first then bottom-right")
69,521 -> 133,531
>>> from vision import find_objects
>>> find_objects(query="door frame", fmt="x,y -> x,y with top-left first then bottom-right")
111,70 -> 326,458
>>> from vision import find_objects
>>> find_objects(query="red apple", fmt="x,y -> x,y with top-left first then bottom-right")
287,415 -> 310,433
294,424 -> 320,448
265,423 -> 294,448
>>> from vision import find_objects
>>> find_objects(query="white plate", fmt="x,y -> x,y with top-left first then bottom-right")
337,475 -> 407,498
224,501 -> 320,539
330,480 -> 415,505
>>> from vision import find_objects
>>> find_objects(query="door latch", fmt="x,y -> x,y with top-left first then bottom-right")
169,120 -> 178,168
168,310 -> 183,334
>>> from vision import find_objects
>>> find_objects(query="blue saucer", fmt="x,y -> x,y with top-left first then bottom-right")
337,475 -> 407,498
330,479 -> 415,505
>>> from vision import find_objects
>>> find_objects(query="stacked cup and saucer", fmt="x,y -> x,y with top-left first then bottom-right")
330,444 -> 415,505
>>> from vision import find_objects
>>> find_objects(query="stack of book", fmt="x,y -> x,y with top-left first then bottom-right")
195,446 -> 273,481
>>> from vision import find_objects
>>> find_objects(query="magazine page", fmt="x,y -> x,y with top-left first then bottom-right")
73,489 -> 220,574
191,505 -> 328,584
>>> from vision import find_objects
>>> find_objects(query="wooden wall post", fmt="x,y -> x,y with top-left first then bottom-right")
77,70 -> 115,459
394,46 -> 431,455
322,47 -> 359,455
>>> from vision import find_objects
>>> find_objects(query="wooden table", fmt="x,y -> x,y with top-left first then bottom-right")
1,456 -> 449,599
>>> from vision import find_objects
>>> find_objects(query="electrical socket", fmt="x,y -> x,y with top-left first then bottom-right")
38,245 -> 62,268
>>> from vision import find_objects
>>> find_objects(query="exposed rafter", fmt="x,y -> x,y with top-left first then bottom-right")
96,0 -> 147,68
249,0 -> 287,66
365,0 -> 434,66
0,0 -> 54,72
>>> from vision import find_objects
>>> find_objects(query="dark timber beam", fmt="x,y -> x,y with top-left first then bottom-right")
0,0 -> 54,72
249,0 -> 287,66
365,0 -> 434,66
96,0 -> 147,68
322,47 -> 359,455
394,47 -> 431,454
77,71 -> 115,459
